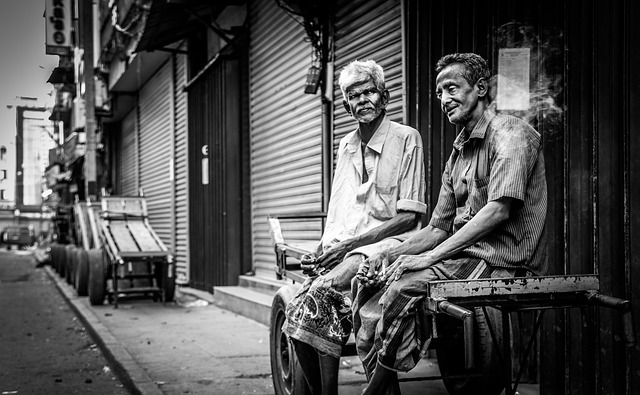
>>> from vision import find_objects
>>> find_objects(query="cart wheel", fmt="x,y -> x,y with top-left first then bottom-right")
270,285 -> 311,395
436,306 -> 506,395
163,263 -> 176,302
50,243 -> 61,273
75,248 -> 89,296
65,245 -> 76,285
88,249 -> 106,305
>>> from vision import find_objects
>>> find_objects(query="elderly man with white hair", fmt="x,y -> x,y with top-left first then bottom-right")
281,59 -> 426,395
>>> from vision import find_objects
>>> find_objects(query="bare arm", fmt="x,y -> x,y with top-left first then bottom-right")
383,198 -> 514,281
316,211 -> 419,268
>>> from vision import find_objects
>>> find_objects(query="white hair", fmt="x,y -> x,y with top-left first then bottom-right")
338,59 -> 385,100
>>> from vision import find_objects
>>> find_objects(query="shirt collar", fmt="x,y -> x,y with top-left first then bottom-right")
346,115 -> 391,154
452,107 -> 496,150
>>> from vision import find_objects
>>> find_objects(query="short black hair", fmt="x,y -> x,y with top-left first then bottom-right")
435,53 -> 490,85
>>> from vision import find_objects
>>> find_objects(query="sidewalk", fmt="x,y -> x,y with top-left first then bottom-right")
44,265 -> 538,395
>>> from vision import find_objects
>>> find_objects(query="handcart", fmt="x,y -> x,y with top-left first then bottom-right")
267,214 -> 635,395
87,196 -> 175,308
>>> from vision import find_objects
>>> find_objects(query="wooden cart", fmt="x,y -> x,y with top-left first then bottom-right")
267,214 -> 635,395
87,196 -> 175,308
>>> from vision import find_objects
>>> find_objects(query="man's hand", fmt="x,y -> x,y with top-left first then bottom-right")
383,253 -> 438,285
356,251 -> 390,287
316,240 -> 355,269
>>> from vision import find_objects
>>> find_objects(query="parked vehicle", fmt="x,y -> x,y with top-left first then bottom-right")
1,225 -> 36,249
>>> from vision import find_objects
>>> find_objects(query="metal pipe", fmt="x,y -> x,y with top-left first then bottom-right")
438,301 -> 475,369
587,292 -> 636,346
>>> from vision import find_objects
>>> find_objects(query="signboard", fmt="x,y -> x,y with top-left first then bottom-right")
497,48 -> 530,111
45,0 -> 72,56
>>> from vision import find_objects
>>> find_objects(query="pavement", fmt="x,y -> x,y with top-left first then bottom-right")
43,263 -> 539,395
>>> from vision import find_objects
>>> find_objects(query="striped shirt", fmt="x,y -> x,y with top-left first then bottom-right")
429,108 -> 547,274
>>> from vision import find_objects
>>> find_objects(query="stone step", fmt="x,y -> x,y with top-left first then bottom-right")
237,274 -> 292,296
212,285 -> 274,326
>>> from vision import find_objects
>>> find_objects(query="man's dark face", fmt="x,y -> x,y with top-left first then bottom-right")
435,64 -> 482,128
343,80 -> 388,124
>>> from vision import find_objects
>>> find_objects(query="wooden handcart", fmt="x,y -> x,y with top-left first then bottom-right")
87,196 -> 175,307
267,214 -> 635,395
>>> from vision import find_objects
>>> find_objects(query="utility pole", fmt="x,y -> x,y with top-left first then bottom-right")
79,0 -> 97,201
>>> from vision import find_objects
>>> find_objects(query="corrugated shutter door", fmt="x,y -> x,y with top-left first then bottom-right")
118,109 -> 138,196
249,0 -> 323,275
333,0 -> 404,153
173,52 -> 189,284
138,61 -> 173,248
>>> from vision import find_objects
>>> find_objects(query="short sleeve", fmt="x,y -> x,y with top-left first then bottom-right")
487,120 -> 541,206
396,131 -> 427,215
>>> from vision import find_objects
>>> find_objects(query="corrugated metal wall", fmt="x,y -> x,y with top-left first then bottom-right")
138,61 -> 174,249
249,0 -> 323,276
117,108 -> 139,196
333,0 -> 404,153
173,50 -> 189,284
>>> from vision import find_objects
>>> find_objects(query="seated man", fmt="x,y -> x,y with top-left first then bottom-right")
281,59 -> 427,395
354,53 -> 548,395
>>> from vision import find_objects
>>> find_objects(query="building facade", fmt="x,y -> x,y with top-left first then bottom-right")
45,0 -> 639,393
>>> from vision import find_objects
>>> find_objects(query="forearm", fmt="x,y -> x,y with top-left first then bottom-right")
350,211 -> 419,250
386,225 -> 449,262
428,200 -> 511,262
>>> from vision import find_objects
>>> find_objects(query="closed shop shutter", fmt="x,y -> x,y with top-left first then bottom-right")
333,0 -> 404,154
138,61 -> 173,248
173,51 -> 189,284
249,0 -> 323,275
118,109 -> 139,196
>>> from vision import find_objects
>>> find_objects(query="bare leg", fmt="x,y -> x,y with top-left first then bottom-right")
319,351 -> 340,395
292,339 -> 322,394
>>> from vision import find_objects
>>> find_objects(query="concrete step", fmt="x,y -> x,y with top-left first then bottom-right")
212,285 -> 274,326
237,274 -> 291,296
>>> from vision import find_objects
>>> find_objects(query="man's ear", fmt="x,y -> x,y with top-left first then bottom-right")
343,100 -> 352,115
476,78 -> 489,98
381,89 -> 390,107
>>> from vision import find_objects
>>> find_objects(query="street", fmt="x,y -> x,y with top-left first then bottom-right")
0,250 -> 128,395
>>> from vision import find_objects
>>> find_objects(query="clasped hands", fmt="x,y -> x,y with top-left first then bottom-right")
356,251 -> 437,287
300,240 -> 354,274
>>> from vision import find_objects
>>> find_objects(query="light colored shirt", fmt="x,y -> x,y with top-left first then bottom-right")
321,116 -> 427,251
429,108 -> 548,274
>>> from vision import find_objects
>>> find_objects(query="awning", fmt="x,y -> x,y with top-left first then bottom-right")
135,0 -> 242,53
46,66 -> 74,84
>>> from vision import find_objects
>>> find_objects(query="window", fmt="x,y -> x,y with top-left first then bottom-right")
0,170 -> 6,180
0,190 -> 5,200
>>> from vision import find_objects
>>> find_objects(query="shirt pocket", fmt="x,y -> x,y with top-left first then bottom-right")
369,184 -> 397,220
468,176 -> 490,216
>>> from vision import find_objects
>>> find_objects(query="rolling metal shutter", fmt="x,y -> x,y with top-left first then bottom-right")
249,0 -> 323,276
138,61 -> 174,249
333,0 -> 404,154
118,109 -> 139,196
173,51 -> 189,285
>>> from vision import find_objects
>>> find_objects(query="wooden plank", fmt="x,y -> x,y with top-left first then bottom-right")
109,222 -> 140,252
428,275 -> 600,299
126,221 -> 162,252
101,197 -> 147,217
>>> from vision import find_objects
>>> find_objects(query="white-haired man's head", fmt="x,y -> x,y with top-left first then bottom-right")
338,59 -> 386,101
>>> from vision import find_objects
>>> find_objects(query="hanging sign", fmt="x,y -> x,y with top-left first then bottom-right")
497,48 -> 530,111
45,0 -> 72,55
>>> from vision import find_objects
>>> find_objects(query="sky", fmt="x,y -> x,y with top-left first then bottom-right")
0,0 -> 59,142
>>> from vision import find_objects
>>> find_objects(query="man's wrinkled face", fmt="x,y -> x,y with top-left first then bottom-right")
435,64 -> 480,127
344,80 -> 388,124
